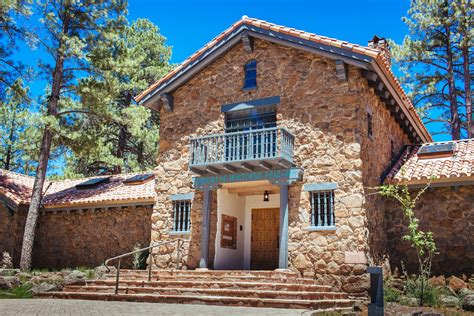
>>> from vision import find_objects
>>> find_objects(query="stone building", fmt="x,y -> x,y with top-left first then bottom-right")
1,17 -> 472,296
133,16 -> 473,294
0,170 -> 155,268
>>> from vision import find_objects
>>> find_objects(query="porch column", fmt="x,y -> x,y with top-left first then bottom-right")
279,184 -> 289,269
199,189 -> 212,268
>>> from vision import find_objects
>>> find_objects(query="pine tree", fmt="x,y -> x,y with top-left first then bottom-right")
64,18 -> 171,176
19,0 -> 128,270
0,79 -> 40,174
0,0 -> 31,99
391,0 -> 473,140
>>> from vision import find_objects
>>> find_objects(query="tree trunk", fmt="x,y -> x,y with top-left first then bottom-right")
19,14 -> 68,270
19,129 -> 52,270
113,92 -> 133,174
445,26 -> 461,140
462,46 -> 473,138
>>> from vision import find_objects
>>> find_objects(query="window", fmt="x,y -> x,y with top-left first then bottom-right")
172,200 -> 191,232
367,112 -> 373,138
243,60 -> 257,90
225,105 -> 276,132
309,190 -> 335,228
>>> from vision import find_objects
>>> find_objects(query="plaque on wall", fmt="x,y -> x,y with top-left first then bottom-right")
221,214 -> 237,249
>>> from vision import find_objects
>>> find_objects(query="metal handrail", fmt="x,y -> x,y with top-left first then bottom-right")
104,238 -> 184,294
189,126 -> 294,141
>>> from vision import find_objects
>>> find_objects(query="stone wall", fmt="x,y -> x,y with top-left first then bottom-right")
0,204 -> 27,267
151,37 -> 417,295
385,185 -> 474,276
0,204 -> 153,269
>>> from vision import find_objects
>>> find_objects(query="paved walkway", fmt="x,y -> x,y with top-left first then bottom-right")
0,299 -> 313,315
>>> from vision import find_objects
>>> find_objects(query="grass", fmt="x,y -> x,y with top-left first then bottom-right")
0,283 -> 33,299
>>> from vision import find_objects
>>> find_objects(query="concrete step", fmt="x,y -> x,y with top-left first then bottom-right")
115,269 -> 301,278
86,279 -> 333,292
105,273 -> 319,285
64,285 -> 348,300
37,291 -> 354,311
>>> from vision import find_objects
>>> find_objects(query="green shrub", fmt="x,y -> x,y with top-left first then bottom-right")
405,275 -> 439,307
0,283 -> 33,299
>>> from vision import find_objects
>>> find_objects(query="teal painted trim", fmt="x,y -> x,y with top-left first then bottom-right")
170,193 -> 194,201
193,168 -> 303,190
221,96 -> 280,112
303,182 -> 338,191
305,225 -> 336,231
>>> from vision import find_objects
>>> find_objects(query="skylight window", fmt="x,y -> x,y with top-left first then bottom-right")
418,143 -> 455,159
75,177 -> 110,190
124,173 -> 154,185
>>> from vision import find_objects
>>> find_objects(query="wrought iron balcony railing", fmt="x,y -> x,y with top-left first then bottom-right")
189,127 -> 294,175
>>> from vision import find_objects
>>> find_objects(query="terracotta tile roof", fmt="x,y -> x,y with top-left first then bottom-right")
134,16 -> 431,142
385,139 -> 474,185
0,170 -> 156,209
0,169 -> 34,206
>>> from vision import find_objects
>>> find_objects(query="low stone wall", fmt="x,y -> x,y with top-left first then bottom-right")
385,185 -> 474,276
0,204 -> 153,269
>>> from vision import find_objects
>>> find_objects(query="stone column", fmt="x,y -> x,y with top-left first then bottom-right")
279,184 -> 289,269
199,189 -> 212,269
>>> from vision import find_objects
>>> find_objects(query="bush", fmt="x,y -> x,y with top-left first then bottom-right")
0,283 -> 33,299
132,244 -> 149,270
405,275 -> 440,307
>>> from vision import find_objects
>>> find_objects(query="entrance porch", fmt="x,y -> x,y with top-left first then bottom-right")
193,168 -> 302,271
214,181 -> 280,270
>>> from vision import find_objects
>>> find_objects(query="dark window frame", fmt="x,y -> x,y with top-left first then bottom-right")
172,200 -> 191,232
367,112 -> 373,138
243,60 -> 257,90
309,190 -> 335,228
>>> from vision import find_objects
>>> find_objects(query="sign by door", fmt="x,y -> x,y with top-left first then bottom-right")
220,214 -> 237,249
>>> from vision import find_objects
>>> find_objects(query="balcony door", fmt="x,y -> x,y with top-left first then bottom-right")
225,106 -> 277,161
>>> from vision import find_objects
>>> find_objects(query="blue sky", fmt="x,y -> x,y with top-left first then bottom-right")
128,0 -> 411,66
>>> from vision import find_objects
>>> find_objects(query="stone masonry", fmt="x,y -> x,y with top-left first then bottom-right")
0,205 -> 153,269
151,38 -> 414,295
385,186 -> 474,276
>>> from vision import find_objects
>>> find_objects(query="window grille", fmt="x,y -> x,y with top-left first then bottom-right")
309,190 -> 335,227
173,200 -> 191,232
243,60 -> 257,89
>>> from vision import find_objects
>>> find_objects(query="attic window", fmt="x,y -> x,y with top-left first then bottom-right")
75,177 -> 110,190
418,143 -> 455,159
243,60 -> 257,90
124,173 -> 155,185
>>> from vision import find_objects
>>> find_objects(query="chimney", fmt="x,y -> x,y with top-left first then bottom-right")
368,35 -> 391,67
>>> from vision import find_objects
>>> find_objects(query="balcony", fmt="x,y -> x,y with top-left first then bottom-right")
189,127 -> 295,176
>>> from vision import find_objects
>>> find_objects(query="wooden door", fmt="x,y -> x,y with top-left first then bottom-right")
251,208 -> 279,270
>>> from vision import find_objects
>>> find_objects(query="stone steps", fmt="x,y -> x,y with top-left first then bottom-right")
87,279 -> 332,292
36,269 -> 356,312
63,285 -> 348,300
106,273 -> 319,285
37,291 -> 354,311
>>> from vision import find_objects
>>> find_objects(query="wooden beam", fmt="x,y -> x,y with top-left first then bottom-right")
241,32 -> 253,53
228,185 -> 279,195
259,161 -> 272,170
190,167 -> 206,176
335,60 -> 348,81
222,164 -> 237,173
206,166 -> 220,175
160,93 -> 173,112
362,69 -> 378,82
237,190 -> 278,197
277,159 -> 292,168
240,162 -> 254,172
369,80 -> 384,91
